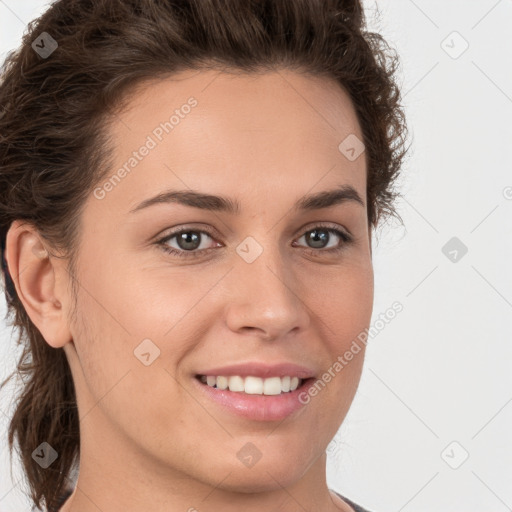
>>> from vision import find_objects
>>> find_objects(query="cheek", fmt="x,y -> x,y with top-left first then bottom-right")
68,277 -> 214,475
69,279 -> 191,437
70,286 -> 131,393
68,260 -> 222,410
299,261 -> 373,415
302,259 -> 374,347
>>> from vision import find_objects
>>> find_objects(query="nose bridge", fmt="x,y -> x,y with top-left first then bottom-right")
224,232 -> 310,339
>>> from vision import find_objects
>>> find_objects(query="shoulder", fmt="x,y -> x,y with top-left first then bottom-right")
330,489 -> 375,512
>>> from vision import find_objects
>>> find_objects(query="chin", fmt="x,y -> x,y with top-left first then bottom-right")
196,450 -> 313,493
209,468 -> 304,494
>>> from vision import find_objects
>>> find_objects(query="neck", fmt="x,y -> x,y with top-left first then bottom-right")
59,423 -> 351,512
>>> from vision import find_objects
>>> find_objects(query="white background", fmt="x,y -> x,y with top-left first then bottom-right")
1,1 -> 511,511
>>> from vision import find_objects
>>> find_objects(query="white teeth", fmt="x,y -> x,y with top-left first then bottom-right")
263,377 -> 282,395
216,376 -> 228,390
200,375 -> 305,395
244,376 -> 263,394
228,376 -> 244,392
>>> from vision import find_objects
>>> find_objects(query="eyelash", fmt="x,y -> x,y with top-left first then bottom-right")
155,223 -> 353,260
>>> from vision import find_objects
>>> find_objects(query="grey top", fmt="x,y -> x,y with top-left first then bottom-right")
332,490 -> 374,512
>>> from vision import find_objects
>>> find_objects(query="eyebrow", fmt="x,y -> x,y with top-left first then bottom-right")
129,184 -> 365,215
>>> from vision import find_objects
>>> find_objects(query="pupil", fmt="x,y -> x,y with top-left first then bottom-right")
307,229 -> 328,248
178,231 -> 200,250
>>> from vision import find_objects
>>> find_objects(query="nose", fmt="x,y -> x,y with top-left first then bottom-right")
223,241 -> 311,341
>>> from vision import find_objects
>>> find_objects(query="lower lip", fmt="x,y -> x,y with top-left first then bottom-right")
192,376 -> 315,422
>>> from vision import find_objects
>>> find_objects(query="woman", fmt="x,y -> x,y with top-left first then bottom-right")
0,0 -> 408,511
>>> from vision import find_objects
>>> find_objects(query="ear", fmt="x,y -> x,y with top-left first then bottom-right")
5,220 -> 72,348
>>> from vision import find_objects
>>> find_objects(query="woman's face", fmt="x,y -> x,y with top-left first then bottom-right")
62,68 -> 374,493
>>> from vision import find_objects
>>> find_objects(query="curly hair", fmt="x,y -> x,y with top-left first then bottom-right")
0,0 -> 409,510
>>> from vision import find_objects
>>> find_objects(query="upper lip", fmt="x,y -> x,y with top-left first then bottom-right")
195,362 -> 316,379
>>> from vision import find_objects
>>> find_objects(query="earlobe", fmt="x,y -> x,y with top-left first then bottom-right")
5,220 -> 72,348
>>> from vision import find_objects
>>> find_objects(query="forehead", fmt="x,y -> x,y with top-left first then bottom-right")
98,68 -> 366,214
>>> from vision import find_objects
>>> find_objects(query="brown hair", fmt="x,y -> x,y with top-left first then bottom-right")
0,0 -> 409,509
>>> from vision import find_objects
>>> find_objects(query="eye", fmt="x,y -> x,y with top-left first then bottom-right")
155,223 -> 353,259
292,224 -> 353,256
156,226 -> 220,259
292,225 -> 353,256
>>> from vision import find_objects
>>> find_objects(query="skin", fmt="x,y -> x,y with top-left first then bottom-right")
6,68 -> 373,512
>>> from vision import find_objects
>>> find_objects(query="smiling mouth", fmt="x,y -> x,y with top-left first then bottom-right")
195,374 -> 313,395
